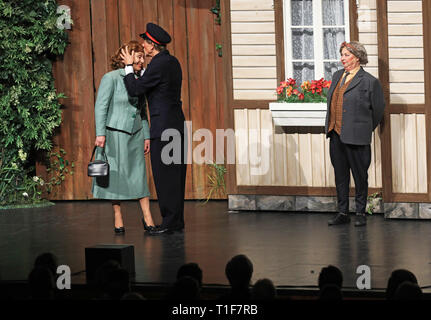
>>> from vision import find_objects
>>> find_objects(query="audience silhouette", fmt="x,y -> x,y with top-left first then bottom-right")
386,269 -> 418,300
252,278 -> 277,300
0,252 -> 427,301
34,252 -> 58,278
28,266 -> 55,300
393,281 -> 422,300
317,265 -> 344,300
166,275 -> 201,300
219,254 -> 253,300
318,265 -> 343,289
176,263 -> 203,288
318,284 -> 343,301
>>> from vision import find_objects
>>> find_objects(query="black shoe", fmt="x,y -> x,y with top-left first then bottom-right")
141,217 -> 151,231
328,213 -> 350,226
142,217 -> 159,231
147,226 -> 174,235
354,213 -> 367,227
145,225 -> 158,233
114,227 -> 125,234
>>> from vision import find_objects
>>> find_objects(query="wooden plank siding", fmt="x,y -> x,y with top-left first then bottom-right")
234,110 -> 382,188
387,0 -> 425,104
358,0 -> 379,78
377,0 -> 430,201
227,0 -> 430,202
37,0 -> 227,200
390,114 -> 427,193
229,0 -> 383,190
230,0 -> 278,101
38,0 -> 431,202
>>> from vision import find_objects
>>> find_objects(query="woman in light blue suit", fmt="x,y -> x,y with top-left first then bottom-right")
92,41 -> 156,234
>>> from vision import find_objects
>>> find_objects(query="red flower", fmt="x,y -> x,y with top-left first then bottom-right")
277,86 -> 284,95
301,81 -> 311,91
280,81 -> 288,88
287,78 -> 296,86
286,86 -> 293,96
323,80 -> 331,88
310,80 -> 323,95
276,77 -> 330,101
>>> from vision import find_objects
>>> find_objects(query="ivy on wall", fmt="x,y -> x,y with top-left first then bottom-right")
0,0 -> 70,206
210,0 -> 221,25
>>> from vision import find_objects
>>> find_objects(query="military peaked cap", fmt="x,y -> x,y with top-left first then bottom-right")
140,22 -> 171,45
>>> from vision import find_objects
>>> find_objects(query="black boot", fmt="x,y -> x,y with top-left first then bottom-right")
328,212 -> 350,226
354,213 -> 367,227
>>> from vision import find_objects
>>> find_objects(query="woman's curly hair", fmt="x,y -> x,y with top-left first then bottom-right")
110,40 -> 144,70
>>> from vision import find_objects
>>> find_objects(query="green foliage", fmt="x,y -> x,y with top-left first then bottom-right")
0,148 -> 74,206
215,43 -> 222,57
276,78 -> 331,103
210,0 -> 221,25
44,148 -> 74,197
366,192 -> 382,215
0,0 -> 69,206
203,162 -> 227,204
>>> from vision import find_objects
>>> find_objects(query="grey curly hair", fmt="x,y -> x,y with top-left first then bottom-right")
339,41 -> 368,65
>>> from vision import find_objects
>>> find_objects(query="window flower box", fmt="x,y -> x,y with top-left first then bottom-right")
269,102 -> 327,126
270,78 -> 331,127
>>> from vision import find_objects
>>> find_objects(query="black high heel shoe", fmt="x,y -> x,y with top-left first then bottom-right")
114,226 -> 125,234
142,217 -> 159,231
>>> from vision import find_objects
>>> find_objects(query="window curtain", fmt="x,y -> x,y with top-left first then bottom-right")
322,0 -> 345,79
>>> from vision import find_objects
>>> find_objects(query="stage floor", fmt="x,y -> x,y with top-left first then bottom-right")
1,200 -> 431,291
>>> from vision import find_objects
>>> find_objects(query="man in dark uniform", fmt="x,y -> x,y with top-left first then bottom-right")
121,23 -> 186,235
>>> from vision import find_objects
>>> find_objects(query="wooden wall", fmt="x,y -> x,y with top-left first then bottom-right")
229,0 -> 383,191
357,0 -> 379,78
390,114 -> 427,193
387,0 -> 425,104
234,109 -> 382,188
38,0 -> 226,200
230,0 -> 277,100
225,0 -> 431,202
377,0 -> 431,201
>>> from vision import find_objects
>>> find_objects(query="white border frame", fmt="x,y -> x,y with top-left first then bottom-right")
283,0 -> 350,80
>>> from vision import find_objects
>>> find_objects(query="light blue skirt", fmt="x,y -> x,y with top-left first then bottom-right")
92,127 -> 150,200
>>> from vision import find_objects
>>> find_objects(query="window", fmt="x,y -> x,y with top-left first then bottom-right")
283,0 -> 350,83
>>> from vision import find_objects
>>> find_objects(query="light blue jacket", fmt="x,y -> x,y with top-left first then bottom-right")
95,69 -> 150,138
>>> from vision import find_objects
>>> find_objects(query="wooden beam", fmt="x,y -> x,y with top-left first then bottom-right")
423,0 -> 431,201
349,0 -> 359,41
376,0 -> 393,203
237,186 -> 382,197
221,0 -> 238,195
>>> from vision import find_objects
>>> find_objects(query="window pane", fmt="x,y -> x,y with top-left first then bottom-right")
322,0 -> 344,26
323,28 -> 345,59
291,0 -> 313,26
293,62 -> 315,83
324,62 -> 342,80
292,28 -> 314,59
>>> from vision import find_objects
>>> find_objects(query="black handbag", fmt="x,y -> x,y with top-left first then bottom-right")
88,146 -> 109,177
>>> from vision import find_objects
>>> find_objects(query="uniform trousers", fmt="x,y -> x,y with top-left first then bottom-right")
150,132 -> 187,230
329,131 -> 371,214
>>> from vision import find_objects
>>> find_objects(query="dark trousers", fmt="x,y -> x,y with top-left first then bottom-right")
329,131 -> 371,214
150,132 -> 187,230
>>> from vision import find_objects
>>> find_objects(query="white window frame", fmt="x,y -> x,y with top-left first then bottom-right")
283,0 -> 350,80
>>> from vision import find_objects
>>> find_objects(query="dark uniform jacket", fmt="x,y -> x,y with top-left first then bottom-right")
324,67 -> 385,145
123,50 -> 185,138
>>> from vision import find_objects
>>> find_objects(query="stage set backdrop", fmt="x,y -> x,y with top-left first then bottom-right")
39,0 -> 431,219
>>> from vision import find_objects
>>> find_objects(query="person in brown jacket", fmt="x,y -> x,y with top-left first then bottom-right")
325,41 -> 385,227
